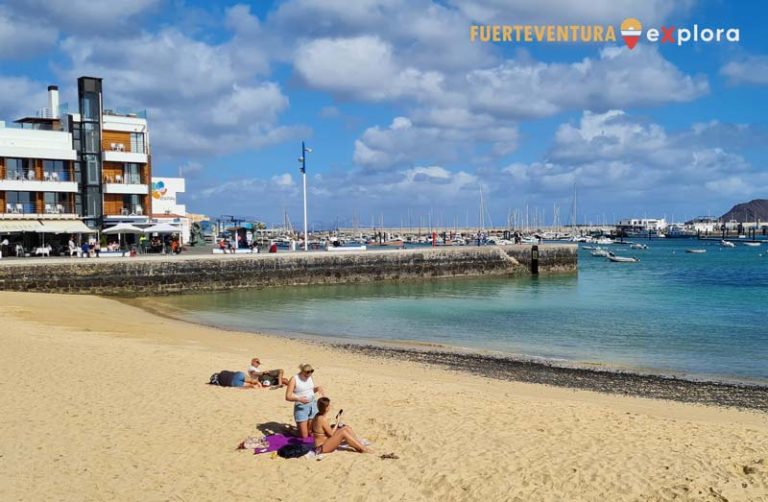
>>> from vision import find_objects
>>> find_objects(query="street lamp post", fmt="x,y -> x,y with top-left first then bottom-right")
299,141 -> 312,251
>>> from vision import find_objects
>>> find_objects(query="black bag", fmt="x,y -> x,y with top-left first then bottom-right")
277,443 -> 312,459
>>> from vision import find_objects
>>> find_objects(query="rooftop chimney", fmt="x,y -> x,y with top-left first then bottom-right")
47,85 -> 59,119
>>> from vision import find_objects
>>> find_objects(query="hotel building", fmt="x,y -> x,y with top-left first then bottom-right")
0,77 -> 152,240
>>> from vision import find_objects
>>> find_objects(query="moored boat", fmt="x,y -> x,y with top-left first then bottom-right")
607,254 -> 639,263
686,249 -> 707,254
743,242 -> 761,247
720,240 -> 735,248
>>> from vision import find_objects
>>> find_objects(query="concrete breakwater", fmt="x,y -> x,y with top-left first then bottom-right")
0,245 -> 577,296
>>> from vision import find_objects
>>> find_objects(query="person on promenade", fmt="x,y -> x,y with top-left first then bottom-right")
312,397 -> 371,454
248,358 -> 287,387
285,364 -> 325,438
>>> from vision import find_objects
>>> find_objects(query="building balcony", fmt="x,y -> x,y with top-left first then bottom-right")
1,202 -> 77,219
104,204 -> 145,217
0,176 -> 78,193
103,180 -> 149,195
103,150 -> 147,164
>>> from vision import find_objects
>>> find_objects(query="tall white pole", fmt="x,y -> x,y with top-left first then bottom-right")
302,170 -> 308,251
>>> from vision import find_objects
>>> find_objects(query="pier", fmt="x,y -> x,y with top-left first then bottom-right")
0,244 -> 577,296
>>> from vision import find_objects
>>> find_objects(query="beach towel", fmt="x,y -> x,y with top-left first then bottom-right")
252,434 -> 315,455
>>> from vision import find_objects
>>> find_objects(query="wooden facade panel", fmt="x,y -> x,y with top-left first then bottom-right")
104,194 -> 123,216
103,162 -> 123,182
0,190 -> 5,213
102,130 -> 130,152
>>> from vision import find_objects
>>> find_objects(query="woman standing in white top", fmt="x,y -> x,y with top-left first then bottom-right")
285,363 -> 326,438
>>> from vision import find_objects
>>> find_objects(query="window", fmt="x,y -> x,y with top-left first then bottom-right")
42,160 -> 67,181
83,123 -> 99,152
81,92 -> 100,120
5,191 -> 34,213
130,132 -> 145,153
124,163 -> 141,184
85,156 -> 100,185
5,158 -> 27,179
43,192 -> 67,213
86,186 -> 101,217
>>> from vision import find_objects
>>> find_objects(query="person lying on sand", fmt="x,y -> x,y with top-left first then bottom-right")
248,358 -> 288,387
209,370 -> 261,388
285,363 -> 326,438
312,397 -> 371,454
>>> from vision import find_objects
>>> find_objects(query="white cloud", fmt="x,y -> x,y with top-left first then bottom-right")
5,0 -> 161,34
721,55 -> 768,86
354,114 -> 518,171
0,76 -> 48,120
449,0 -> 694,25
294,36 -> 445,101
466,46 -> 708,119
58,28 -> 300,157
0,7 -> 58,58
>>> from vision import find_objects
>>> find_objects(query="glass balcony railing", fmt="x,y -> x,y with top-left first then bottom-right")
3,168 -> 72,182
104,174 -> 144,184
3,202 -> 36,214
3,202 -> 74,214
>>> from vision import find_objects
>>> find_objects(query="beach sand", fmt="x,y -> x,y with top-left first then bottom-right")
0,292 -> 766,501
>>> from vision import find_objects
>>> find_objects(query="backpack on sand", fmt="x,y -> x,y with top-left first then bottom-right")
277,443 -> 312,459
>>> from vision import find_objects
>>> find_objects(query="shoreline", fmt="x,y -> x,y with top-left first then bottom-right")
127,297 -> 768,412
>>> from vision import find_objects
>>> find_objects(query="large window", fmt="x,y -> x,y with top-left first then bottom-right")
123,194 -> 143,215
81,92 -> 100,120
43,192 -> 68,213
5,191 -> 35,213
124,163 -> 141,184
130,132 -> 145,154
83,123 -> 99,152
85,156 -> 100,185
4,158 -> 28,179
42,160 -> 68,181
86,186 -> 101,217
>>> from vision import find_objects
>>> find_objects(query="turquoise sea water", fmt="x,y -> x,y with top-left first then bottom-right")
155,239 -> 768,383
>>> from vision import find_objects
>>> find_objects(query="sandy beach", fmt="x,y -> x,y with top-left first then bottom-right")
1,291 -> 766,501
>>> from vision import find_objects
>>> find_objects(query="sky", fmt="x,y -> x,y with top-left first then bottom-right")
0,0 -> 766,229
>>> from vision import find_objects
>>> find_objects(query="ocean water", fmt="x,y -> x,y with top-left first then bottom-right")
154,238 -> 768,383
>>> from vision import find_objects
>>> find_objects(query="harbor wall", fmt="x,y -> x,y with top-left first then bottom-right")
0,245 -> 577,296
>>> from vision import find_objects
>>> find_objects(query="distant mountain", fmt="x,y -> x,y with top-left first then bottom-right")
720,199 -> 768,222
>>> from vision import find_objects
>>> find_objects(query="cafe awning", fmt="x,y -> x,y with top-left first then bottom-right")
0,220 -> 44,232
38,220 -> 96,233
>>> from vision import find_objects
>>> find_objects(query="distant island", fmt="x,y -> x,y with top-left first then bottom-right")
720,199 -> 768,222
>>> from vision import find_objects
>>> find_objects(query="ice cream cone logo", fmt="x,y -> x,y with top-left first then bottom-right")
621,18 -> 642,49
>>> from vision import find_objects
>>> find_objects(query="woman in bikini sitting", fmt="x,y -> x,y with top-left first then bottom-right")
312,397 -> 371,454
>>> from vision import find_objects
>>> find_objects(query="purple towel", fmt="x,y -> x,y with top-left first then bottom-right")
254,434 -> 315,454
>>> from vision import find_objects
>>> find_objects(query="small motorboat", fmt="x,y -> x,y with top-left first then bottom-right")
686,249 -> 707,254
607,255 -> 639,263
720,240 -> 735,248
591,247 -> 610,257
582,245 -> 596,250
743,242 -> 762,247
629,243 -> 648,250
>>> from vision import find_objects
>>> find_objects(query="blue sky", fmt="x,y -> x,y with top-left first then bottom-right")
1,0 -> 766,228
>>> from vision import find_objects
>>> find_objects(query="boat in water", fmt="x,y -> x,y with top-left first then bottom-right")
607,254 -> 639,263
686,249 -> 707,254
720,240 -> 735,248
629,243 -> 648,250
591,247 -> 610,257
743,242 -> 762,247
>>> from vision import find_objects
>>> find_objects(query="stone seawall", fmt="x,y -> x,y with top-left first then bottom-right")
0,245 -> 577,296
